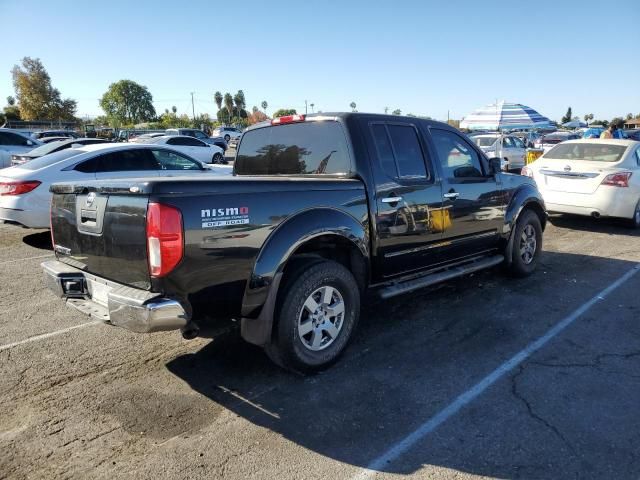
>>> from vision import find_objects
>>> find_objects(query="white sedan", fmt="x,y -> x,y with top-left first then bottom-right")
0,143 -> 231,229
146,135 -> 226,164
471,133 -> 527,171
522,139 -> 640,227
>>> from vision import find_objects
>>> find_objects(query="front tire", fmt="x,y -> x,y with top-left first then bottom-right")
212,152 -> 224,164
507,209 -> 542,277
265,260 -> 360,373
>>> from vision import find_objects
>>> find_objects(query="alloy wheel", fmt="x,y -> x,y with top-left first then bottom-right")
297,286 -> 345,351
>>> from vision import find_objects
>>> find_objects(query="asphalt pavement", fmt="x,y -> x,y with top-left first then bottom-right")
1,215 -> 639,480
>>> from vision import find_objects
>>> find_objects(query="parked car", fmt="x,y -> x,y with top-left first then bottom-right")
623,129 -> 640,141
535,132 -> 581,152
0,129 -> 43,168
40,136 -> 74,144
522,139 -> 640,226
128,132 -> 166,143
147,135 -> 226,164
211,126 -> 242,142
471,133 -> 527,171
32,130 -> 79,141
165,128 -> 228,152
0,143 -> 231,228
42,113 -> 546,372
10,138 -> 108,166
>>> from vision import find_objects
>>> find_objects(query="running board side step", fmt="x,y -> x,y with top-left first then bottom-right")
378,254 -> 505,299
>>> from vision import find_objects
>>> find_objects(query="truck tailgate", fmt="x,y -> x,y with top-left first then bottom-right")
51,190 -> 151,289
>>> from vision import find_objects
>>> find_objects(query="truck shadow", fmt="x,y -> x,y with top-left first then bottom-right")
166,250 -> 639,477
22,231 -> 53,250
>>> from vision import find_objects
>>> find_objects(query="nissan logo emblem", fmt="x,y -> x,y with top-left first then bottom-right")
85,192 -> 96,207
563,165 -> 572,172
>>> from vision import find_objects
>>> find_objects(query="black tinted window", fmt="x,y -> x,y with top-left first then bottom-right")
371,123 -> 428,179
74,158 -> 98,173
96,149 -> 159,172
0,132 -> 30,146
167,137 -> 188,146
182,137 -> 206,146
431,129 -> 483,178
151,149 -> 201,170
235,121 -> 351,175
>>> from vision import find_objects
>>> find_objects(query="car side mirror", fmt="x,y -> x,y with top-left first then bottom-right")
488,157 -> 502,175
26,140 -> 34,146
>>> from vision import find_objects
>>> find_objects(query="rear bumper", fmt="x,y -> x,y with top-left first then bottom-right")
42,260 -> 189,333
542,188 -> 636,219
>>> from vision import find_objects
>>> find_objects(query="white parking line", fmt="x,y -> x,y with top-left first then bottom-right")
0,254 -> 53,266
351,264 -> 640,480
0,321 -> 101,352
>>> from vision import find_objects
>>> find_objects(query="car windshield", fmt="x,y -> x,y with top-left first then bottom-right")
474,137 -> 497,147
23,141 -> 66,157
545,143 -> 628,162
17,149 -> 84,170
235,121 -> 351,175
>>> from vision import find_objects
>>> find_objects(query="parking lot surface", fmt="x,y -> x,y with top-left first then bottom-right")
1,216 -> 639,479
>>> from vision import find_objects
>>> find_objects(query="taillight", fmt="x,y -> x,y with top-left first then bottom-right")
146,202 -> 183,277
601,172 -> 631,188
271,114 -> 305,125
521,166 -> 533,178
0,180 -> 41,195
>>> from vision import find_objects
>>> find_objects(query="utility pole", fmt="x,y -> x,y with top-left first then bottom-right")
191,92 -> 195,121
305,100 -> 308,115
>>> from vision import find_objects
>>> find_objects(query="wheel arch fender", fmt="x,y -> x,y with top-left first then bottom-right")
503,183 -> 547,265
240,207 -> 369,345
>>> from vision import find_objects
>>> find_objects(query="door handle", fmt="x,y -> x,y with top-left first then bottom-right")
443,192 -> 460,200
381,196 -> 403,204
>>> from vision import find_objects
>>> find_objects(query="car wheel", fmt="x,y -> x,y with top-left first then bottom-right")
627,200 -> 640,229
265,260 -> 360,373
507,209 -> 542,277
224,134 -> 230,142
212,152 -> 224,164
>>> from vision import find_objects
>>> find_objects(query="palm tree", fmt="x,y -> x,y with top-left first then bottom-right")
224,93 -> 234,123
214,91 -> 223,111
171,105 -> 177,114
261,100 -> 268,113
350,102 -> 356,112
310,103 -> 315,113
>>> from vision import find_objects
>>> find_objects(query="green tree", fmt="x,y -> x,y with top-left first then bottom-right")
272,108 -> 297,118
11,57 -> 77,120
3,96 -> 21,121
172,105 -> 177,114
584,113 -> 593,125
392,109 -> 402,115
626,113 -> 634,120
223,93 -> 234,121
234,90 -> 246,111
350,101 -> 357,112
610,117 -> 624,128
261,100 -> 268,113
252,105 -> 259,114
561,107 -> 572,124
99,80 -> 156,125
214,91 -> 223,111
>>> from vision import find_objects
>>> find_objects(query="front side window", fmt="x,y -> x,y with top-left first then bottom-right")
236,121 -> 351,175
0,132 -> 30,146
151,149 -> 201,170
431,129 -> 484,178
96,149 -> 160,172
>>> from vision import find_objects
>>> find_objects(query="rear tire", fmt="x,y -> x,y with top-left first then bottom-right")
212,152 -> 224,164
507,209 -> 542,277
264,260 -> 360,373
626,200 -> 640,229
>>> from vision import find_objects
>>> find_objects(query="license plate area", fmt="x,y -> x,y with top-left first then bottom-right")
87,278 -> 111,307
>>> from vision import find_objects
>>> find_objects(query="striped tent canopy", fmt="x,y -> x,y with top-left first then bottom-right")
460,101 -> 551,131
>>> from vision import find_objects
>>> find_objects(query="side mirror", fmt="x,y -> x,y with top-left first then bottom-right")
488,157 -> 502,175
26,140 -> 34,146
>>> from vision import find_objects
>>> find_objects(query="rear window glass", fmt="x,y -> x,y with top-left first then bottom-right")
235,121 -> 351,175
545,143 -> 628,162
18,149 -> 83,170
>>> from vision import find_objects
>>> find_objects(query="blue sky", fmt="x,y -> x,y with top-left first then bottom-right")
1,0 -> 638,122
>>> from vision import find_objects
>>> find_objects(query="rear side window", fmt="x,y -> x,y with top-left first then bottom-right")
235,121 -> 351,175
0,132 -> 30,146
20,149 -> 82,170
371,123 -> 429,179
95,149 -> 160,172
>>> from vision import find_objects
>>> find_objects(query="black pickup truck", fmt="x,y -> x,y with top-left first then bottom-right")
43,113 -> 546,372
